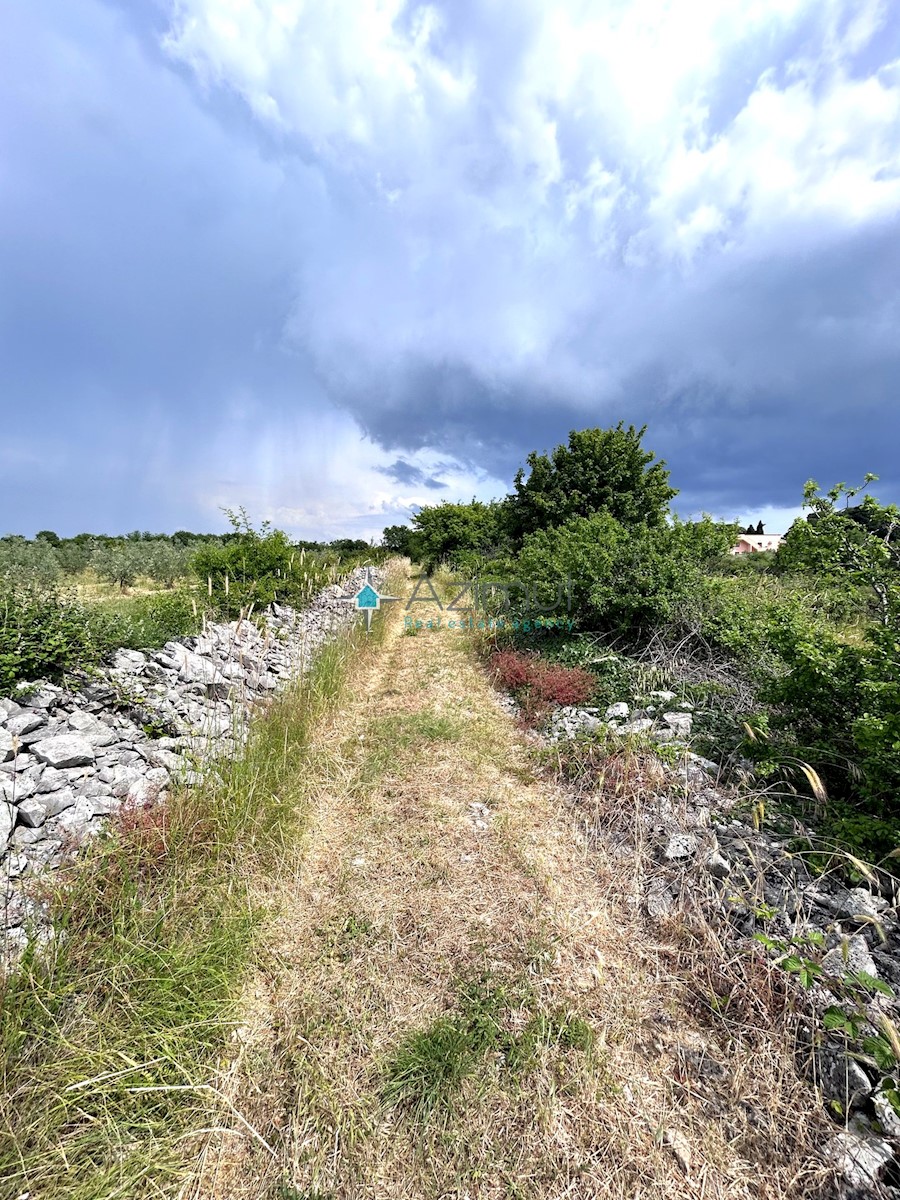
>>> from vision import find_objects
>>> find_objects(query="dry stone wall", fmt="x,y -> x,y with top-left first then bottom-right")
1,566 -> 382,953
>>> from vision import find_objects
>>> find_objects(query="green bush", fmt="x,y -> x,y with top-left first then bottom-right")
0,578 -> 113,692
190,516 -> 333,619
97,590 -> 201,652
515,513 -> 737,637
410,501 -> 508,573
0,578 -> 203,693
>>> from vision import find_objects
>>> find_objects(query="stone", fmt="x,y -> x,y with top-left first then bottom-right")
684,752 -> 718,775
35,767 -> 66,793
662,712 -> 693,738
0,730 -> 15,762
844,888 -> 889,918
826,1131 -> 893,1191
702,850 -> 731,878
10,825 -> 44,848
0,802 -> 14,845
112,648 -> 147,671
15,797 -> 47,829
872,1083 -> 900,1138
5,852 -> 28,879
67,710 -> 119,747
5,712 -> 46,738
818,1044 -> 873,1112
0,752 -> 36,775
42,788 -> 76,818
0,775 -> 37,803
620,718 -> 655,736
14,685 -> 59,709
56,797 -> 97,836
605,702 -> 630,720
822,935 -> 878,982
649,690 -> 677,703
647,880 -> 677,919
90,796 -> 121,817
31,735 -> 96,769
664,832 -> 700,861
170,646 -> 221,686
125,777 -> 162,805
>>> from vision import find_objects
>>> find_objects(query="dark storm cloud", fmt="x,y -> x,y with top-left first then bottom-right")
376,459 -> 448,490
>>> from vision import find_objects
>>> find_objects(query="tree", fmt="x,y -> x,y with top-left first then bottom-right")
35,530 -> 61,546
411,501 -> 507,572
506,423 -> 677,544
777,477 -> 899,623
329,538 -> 370,556
381,524 -> 419,557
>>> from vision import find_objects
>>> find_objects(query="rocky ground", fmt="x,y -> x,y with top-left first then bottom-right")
0,566 -> 381,955
529,693 -> 900,1196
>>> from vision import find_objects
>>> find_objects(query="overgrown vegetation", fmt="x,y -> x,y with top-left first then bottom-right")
0,512 -> 388,691
383,427 -> 900,862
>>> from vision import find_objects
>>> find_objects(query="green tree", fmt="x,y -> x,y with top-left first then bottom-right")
777,477 -> 899,624
381,524 -> 419,558
411,501 -> 508,573
506,423 -> 677,544
35,530 -> 61,546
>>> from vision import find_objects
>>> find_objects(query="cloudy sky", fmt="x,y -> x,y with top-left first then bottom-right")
2,0 -> 899,539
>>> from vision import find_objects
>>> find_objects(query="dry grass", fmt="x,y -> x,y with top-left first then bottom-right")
186,580 -> 836,1200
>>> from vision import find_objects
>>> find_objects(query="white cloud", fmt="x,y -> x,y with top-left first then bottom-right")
162,0 -> 900,410
190,402 -> 504,539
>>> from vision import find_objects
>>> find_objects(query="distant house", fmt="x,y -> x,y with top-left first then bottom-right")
731,523 -> 784,555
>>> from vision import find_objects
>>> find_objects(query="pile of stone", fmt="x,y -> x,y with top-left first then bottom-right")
546,691 -> 696,745
0,566 -> 382,952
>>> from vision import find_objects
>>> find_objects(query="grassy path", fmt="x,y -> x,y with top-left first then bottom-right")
189,579 -> 827,1200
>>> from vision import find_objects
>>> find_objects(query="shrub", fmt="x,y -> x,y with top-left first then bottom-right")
100,590 -> 201,651
0,577 -> 112,692
515,513 -> 737,637
490,649 -> 595,721
190,513 -> 333,618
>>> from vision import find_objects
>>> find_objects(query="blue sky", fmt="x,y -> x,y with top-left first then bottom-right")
2,0 -> 899,539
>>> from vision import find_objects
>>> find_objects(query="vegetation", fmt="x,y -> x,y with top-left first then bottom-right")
0,514 -> 388,691
383,432 -> 900,862
506,421 -> 677,543
0,601 -> 386,1199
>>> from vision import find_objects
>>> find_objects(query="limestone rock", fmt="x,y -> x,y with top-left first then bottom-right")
826,1131 -> 893,1192
822,935 -> 878,982
664,832 -> 700,861
15,797 -> 47,829
6,713 -> 46,738
32,735 -> 96,769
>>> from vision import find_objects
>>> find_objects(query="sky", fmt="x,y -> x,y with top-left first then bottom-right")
1,0 -> 899,540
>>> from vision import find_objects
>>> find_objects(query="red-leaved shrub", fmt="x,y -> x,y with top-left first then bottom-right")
490,649 -> 595,722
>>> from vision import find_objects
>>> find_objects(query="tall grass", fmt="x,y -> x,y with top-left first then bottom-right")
0,582 -> 399,1200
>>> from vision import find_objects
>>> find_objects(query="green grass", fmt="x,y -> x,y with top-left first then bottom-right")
354,710 -> 467,790
382,969 -> 595,1125
0,598 -> 395,1199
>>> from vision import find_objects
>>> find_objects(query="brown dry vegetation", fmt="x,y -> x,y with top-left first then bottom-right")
186,575 -> 835,1200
